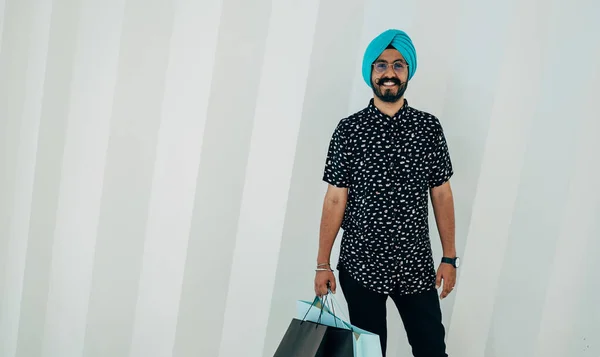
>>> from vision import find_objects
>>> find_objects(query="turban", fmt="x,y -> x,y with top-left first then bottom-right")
362,29 -> 417,87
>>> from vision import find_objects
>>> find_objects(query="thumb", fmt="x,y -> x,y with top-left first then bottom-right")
435,270 -> 442,290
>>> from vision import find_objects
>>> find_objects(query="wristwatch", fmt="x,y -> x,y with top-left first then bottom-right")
441,257 -> 460,268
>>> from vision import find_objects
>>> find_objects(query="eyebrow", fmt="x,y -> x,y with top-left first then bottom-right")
375,59 -> 407,65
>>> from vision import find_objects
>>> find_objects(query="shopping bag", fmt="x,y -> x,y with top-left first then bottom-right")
273,297 -> 354,357
320,322 -> 354,357
272,319 -> 326,356
296,294 -> 383,357
343,323 -> 383,357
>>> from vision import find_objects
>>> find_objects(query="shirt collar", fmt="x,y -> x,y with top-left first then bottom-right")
366,98 -> 409,120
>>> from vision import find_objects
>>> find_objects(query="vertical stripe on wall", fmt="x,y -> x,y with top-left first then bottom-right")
573,207 -> 600,356
167,0 -> 224,352
484,0 -> 587,353
533,0 -> 600,355
217,0 -> 320,355
534,64 -> 600,357
0,2 -> 33,339
171,0 -> 271,355
81,0 -> 175,356
436,0 -> 516,327
40,1 -> 126,356
128,0 -> 219,356
0,1 -> 52,356
0,0 -> 6,52
15,1 -> 81,356
445,0 -> 548,355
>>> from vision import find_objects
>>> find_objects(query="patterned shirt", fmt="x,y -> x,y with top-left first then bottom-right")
323,99 -> 453,295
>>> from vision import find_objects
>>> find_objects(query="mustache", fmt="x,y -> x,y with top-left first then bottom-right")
376,77 -> 403,86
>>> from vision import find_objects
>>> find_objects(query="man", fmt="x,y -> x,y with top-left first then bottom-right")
313,29 -> 459,357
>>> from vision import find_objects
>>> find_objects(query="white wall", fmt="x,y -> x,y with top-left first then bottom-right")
0,0 -> 599,356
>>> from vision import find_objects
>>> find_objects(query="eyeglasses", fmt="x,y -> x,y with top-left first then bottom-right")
372,61 -> 408,74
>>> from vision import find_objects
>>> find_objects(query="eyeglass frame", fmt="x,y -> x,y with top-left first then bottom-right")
371,60 -> 409,74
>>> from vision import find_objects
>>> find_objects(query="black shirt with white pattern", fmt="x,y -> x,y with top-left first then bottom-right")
323,99 -> 453,295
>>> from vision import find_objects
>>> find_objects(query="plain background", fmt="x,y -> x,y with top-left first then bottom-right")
0,0 -> 599,356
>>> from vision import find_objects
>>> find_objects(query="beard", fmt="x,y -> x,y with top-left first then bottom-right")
371,76 -> 407,103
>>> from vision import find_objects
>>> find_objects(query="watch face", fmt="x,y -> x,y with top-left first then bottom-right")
455,257 -> 460,268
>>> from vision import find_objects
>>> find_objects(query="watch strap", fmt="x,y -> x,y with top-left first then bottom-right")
441,257 -> 457,267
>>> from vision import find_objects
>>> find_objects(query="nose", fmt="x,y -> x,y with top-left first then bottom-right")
383,65 -> 397,77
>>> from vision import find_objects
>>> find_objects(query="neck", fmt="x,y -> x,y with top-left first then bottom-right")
373,96 -> 405,117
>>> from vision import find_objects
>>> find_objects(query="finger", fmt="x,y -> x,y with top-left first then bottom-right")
439,277 -> 446,298
435,270 -> 442,290
445,274 -> 456,296
442,280 -> 452,299
443,287 -> 451,299
330,277 -> 337,294
449,278 -> 456,295
315,282 -> 324,297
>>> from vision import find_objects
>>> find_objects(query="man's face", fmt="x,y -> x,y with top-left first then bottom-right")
370,49 -> 409,103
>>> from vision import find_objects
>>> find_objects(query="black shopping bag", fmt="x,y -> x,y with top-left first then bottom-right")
273,318 -> 353,357
273,319 -> 326,356
320,324 -> 354,357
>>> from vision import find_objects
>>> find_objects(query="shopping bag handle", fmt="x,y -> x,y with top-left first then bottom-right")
320,293 -> 339,328
322,289 -> 354,331
302,291 -> 355,331
300,294 -> 338,328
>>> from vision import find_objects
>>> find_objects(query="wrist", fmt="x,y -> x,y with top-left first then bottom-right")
316,261 -> 333,272
442,249 -> 456,258
315,266 -> 333,272
441,256 -> 460,268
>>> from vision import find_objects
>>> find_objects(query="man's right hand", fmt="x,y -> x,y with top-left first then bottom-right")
314,269 -> 336,297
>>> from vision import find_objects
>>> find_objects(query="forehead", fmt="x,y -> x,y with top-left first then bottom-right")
375,48 -> 405,62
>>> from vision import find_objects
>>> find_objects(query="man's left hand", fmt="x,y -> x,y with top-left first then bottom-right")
435,263 -> 456,299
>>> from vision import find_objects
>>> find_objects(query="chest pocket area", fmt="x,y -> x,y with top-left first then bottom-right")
395,137 -> 428,190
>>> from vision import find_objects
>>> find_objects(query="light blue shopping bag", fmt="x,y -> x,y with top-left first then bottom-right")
296,293 -> 383,357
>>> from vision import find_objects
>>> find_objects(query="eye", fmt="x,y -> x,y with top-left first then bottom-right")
393,62 -> 406,71
374,62 -> 388,72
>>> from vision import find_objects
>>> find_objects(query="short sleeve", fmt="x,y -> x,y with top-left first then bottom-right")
323,120 -> 351,188
428,120 -> 453,188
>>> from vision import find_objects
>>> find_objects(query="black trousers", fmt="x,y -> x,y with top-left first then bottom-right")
338,267 -> 448,357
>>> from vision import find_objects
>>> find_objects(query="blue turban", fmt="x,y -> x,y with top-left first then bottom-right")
362,29 -> 417,87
